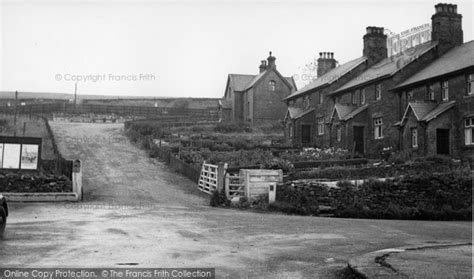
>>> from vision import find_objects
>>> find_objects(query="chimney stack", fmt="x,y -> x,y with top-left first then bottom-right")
259,60 -> 267,73
317,52 -> 337,77
431,3 -> 463,56
363,26 -> 387,66
267,51 -> 276,69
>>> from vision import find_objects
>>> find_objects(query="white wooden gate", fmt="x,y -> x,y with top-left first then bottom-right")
198,162 -> 219,194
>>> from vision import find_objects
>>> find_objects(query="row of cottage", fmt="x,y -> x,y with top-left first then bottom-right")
220,3 -> 474,159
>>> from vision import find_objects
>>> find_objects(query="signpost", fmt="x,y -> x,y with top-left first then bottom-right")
0,136 -> 42,170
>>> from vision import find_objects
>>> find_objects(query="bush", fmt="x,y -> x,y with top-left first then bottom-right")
214,122 -> 252,133
210,191 -> 230,207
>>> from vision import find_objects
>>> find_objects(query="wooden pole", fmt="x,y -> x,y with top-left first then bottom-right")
14,91 -> 18,126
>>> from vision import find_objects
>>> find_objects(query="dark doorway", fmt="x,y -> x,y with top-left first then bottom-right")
353,126 -> 364,155
436,129 -> 450,155
301,125 -> 311,144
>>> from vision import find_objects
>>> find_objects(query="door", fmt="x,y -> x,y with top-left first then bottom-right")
436,129 -> 450,155
353,126 -> 364,155
301,125 -> 311,144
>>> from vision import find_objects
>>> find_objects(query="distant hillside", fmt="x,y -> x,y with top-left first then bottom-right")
0,91 -> 168,100
0,91 -> 220,109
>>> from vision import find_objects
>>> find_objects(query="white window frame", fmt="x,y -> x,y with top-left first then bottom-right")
361,89 -> 366,105
374,117 -> 383,139
319,93 -> 324,104
269,80 -> 276,91
428,84 -> 435,101
411,127 -> 418,148
375,84 -> 382,100
441,81 -> 449,101
351,92 -> 357,105
467,74 -> 473,96
317,118 -> 325,136
465,118 -> 474,145
336,125 -> 342,142
407,90 -> 414,100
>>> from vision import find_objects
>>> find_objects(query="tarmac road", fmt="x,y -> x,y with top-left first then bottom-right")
0,122 -> 471,279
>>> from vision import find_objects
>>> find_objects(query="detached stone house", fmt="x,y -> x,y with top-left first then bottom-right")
220,52 -> 297,123
392,40 -> 474,159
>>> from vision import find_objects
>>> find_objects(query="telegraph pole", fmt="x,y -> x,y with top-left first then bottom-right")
74,82 -> 78,114
14,90 -> 18,126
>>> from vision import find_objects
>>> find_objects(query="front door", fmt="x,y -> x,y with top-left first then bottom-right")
436,129 -> 450,155
353,126 -> 364,155
301,125 -> 311,144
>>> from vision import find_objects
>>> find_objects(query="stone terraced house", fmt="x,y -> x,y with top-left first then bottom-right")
283,3 -> 471,159
392,40 -> 474,159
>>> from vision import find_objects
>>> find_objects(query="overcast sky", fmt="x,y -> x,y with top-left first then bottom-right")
0,0 -> 472,98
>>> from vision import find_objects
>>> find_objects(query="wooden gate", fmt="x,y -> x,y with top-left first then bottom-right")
198,162 -> 219,194
224,173 -> 245,198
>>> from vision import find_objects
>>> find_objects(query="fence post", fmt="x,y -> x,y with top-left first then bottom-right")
217,163 -> 227,193
72,159 -> 83,201
224,173 -> 230,198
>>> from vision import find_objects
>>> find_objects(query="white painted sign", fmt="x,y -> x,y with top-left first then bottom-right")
387,23 -> 431,57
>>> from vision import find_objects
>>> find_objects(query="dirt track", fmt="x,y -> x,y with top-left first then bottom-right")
0,122 -> 471,279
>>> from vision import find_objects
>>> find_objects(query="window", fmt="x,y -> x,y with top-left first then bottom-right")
428,84 -> 435,101
361,89 -> 366,105
319,93 -> 324,104
336,125 -> 342,142
411,128 -> 418,148
317,117 -> 325,135
269,80 -> 276,91
289,123 -> 294,138
375,84 -> 382,100
304,95 -> 310,109
465,118 -> 474,145
336,96 -> 342,104
467,74 -> 473,95
351,92 -> 357,105
407,90 -> 414,100
374,118 -> 383,139
441,81 -> 449,101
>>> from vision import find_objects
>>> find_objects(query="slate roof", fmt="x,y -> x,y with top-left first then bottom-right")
422,101 -> 456,122
228,71 -> 296,93
331,41 -> 438,95
399,101 -> 456,125
330,104 -> 369,122
228,74 -> 255,92
330,104 -> 355,121
394,41 -> 474,90
283,56 -> 368,101
342,105 -> 369,121
402,102 -> 438,121
285,107 -> 315,120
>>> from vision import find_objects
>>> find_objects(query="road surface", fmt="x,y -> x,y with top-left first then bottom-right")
0,122 -> 471,279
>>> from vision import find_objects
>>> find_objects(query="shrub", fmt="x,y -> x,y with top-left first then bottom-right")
214,122 -> 252,133
210,191 -> 230,207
